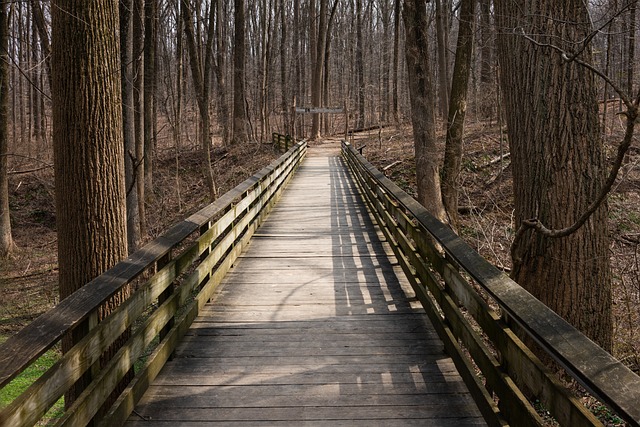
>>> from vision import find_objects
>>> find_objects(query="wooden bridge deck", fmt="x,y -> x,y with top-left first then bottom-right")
126,144 -> 486,426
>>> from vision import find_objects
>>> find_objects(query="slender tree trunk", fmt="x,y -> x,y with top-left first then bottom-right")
441,0 -> 475,230
51,0 -> 130,406
280,0 -> 289,135
143,0 -> 156,195
181,0 -> 216,200
233,0 -> 248,143
356,0 -> 365,129
403,0 -> 446,221
0,0 -> 14,258
174,0 -> 183,209
627,1 -> 636,96
214,0 -> 230,145
434,0 -> 449,121
479,0 -> 493,120
121,0 -> 141,252
311,0 -> 328,140
322,0 -> 339,136
392,0 -> 400,122
31,0 -> 51,87
495,0 -> 612,350
133,0 -> 146,236
293,0 -> 301,136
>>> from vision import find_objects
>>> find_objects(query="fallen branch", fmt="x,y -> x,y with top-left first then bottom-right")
9,165 -> 52,175
382,160 -> 402,172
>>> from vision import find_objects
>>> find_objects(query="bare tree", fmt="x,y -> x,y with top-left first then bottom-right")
403,0 -> 446,221
181,0 -> 217,200
441,0 -> 475,230
495,0 -> 613,350
233,0 -> 249,143
0,0 -> 14,258
51,0 -> 130,405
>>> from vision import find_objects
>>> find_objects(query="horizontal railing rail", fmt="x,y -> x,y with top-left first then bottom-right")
0,140 -> 307,427
342,140 -> 640,427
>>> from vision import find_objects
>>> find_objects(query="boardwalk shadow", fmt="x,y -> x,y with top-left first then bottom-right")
127,151 -> 485,426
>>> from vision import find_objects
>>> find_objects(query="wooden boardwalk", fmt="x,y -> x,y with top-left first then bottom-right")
127,144 -> 486,426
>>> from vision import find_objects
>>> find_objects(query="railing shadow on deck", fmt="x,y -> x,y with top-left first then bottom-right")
0,141 -> 307,427
342,140 -> 640,427
328,156 -> 469,399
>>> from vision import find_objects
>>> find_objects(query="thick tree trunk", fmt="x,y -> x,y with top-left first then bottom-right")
495,0 -> 612,350
0,1 -> 14,258
441,0 -> 475,230
403,0 -> 446,221
121,0 -> 141,252
51,0 -> 130,405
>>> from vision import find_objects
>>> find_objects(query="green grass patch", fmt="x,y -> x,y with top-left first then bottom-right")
0,341 -> 64,424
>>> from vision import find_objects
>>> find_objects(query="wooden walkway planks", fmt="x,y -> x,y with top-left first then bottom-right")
127,144 -> 486,426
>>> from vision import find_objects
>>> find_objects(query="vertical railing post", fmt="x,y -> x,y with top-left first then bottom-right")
157,251 -> 174,359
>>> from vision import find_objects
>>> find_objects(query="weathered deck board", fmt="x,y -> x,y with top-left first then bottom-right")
127,144 -> 486,426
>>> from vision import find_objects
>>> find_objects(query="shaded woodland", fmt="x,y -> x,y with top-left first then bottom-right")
0,0 -> 639,423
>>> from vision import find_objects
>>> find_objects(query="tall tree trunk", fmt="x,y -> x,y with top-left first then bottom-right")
174,0 -> 183,209
392,0 -> 400,122
143,0 -> 156,195
441,0 -> 475,230
478,0 -> 493,120
133,0 -> 146,236
232,0 -> 248,143
214,0 -> 230,145
495,0 -> 612,350
293,0 -> 301,137
434,0 -> 449,121
356,0 -> 365,129
311,0 -> 328,140
31,0 -> 51,87
403,0 -> 446,221
121,0 -> 141,252
280,0 -> 289,135
0,0 -> 14,258
322,0 -> 339,136
181,0 -> 216,200
627,1 -> 636,96
51,0 -> 130,406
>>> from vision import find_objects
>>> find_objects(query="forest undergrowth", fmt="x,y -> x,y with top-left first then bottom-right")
0,116 -> 638,426
360,119 -> 638,426
361,120 -> 640,373
0,126 -> 280,341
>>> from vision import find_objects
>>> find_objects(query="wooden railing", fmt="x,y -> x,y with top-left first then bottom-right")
0,141 -> 307,427
342,141 -> 640,427
272,132 -> 292,152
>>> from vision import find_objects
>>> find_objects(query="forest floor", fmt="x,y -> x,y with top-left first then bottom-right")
0,117 -> 638,426
354,119 -> 639,426
356,120 -> 640,372
0,133 -> 281,341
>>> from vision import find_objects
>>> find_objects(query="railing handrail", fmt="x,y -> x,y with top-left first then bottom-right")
0,140 -> 307,426
342,140 -> 640,426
